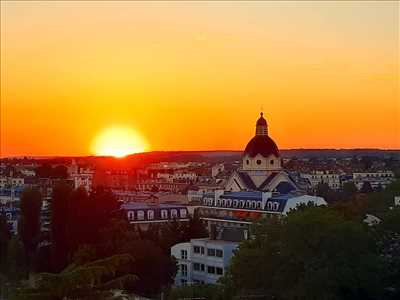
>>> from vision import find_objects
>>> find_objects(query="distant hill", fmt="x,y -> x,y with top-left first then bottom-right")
2,149 -> 399,169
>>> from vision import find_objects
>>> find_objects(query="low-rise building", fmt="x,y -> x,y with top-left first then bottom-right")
171,228 -> 243,286
197,190 -> 326,231
352,171 -> 395,190
300,171 -> 341,190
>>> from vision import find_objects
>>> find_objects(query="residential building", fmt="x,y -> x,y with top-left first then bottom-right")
171,227 -> 244,286
120,202 -> 189,230
300,171 -> 342,190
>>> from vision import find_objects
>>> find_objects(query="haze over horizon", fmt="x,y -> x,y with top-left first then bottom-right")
1,1 -> 399,157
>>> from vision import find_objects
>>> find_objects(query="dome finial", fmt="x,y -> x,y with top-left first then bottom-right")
260,111 -> 263,117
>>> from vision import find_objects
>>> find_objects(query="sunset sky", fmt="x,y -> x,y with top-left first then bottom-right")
1,1 -> 399,157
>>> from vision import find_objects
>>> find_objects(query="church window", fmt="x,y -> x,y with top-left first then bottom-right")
270,160 -> 274,165
256,160 -> 262,165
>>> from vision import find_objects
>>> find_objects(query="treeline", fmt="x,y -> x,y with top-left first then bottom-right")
170,180 -> 400,300
0,184 -> 208,299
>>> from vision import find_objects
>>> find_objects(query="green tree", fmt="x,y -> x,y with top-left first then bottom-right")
18,188 -> 43,264
11,254 -> 136,300
0,216 -> 11,274
227,206 -> 385,300
50,183 -> 73,272
342,181 -> 358,199
6,237 -> 27,282
360,181 -> 374,194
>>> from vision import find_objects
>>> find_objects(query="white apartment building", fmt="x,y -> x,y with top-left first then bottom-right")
352,171 -> 395,190
171,237 -> 239,286
300,171 -> 341,190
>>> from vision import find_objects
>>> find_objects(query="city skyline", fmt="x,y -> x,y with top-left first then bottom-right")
1,1 -> 399,157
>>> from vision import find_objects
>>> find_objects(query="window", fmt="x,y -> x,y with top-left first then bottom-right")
216,267 -> 223,275
180,209 -> 187,218
181,279 -> 187,285
256,159 -> 262,165
200,247 -> 205,255
161,209 -> 168,219
216,249 -> 223,257
137,210 -> 144,220
127,211 -> 134,220
207,266 -> 216,274
246,160 -> 250,165
147,210 -> 154,220
194,246 -> 200,254
200,264 -> 205,271
171,209 -> 178,218
207,248 -> 216,256
180,264 -> 188,276
193,263 -> 200,271
181,249 -> 188,260
270,160 -> 274,165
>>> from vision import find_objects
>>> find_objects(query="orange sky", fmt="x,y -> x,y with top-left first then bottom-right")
1,1 -> 399,157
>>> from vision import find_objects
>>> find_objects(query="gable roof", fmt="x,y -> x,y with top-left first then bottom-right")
237,171 -> 257,190
259,172 -> 279,190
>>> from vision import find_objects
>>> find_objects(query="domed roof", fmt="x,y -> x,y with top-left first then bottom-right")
256,112 -> 267,126
244,135 -> 279,158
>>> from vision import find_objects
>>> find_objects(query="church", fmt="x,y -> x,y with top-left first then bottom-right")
225,112 -> 297,193
196,113 -> 326,229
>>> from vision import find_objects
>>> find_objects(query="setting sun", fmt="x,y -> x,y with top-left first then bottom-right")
91,127 -> 148,157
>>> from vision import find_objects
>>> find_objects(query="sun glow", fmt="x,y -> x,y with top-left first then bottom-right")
92,127 -> 148,157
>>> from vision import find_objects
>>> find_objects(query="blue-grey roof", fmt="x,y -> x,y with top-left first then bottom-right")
221,191 -> 263,201
237,172 -> 256,190
121,202 -> 186,210
275,181 -> 296,194
259,172 -> 278,190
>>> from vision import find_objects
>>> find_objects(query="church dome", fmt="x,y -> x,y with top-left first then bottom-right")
256,113 -> 267,126
244,135 -> 280,158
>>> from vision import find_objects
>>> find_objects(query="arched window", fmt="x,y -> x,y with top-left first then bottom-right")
270,160 -> 274,165
256,160 -> 262,165
161,209 -> 168,219
171,209 -> 178,218
127,211 -> 135,220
